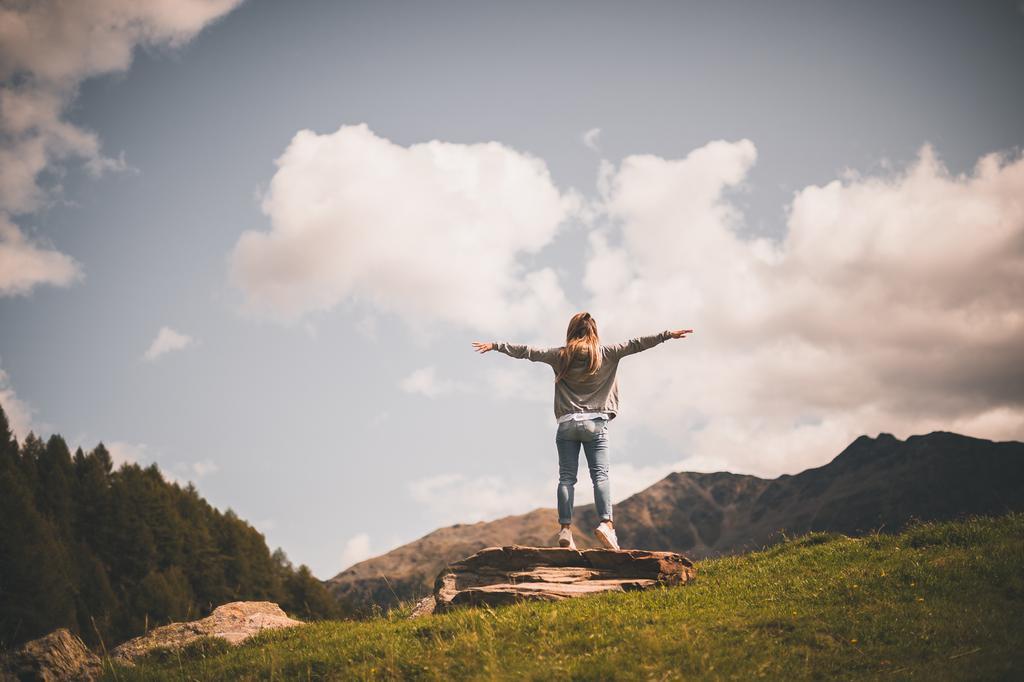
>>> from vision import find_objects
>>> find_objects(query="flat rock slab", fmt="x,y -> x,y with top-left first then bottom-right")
414,545 -> 695,616
112,601 -> 303,663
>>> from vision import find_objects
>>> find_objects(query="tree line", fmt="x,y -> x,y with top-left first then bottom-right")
0,403 -> 344,650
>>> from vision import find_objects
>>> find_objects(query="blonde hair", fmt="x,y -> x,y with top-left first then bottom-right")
555,312 -> 602,383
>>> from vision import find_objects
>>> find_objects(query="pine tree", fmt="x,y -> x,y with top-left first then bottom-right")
73,445 -> 112,553
73,546 -> 118,645
130,567 -> 195,634
38,435 -> 75,537
107,464 -> 159,586
0,405 -> 77,646
281,564 -> 344,620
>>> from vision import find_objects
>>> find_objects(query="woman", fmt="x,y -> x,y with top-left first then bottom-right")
472,313 -> 691,551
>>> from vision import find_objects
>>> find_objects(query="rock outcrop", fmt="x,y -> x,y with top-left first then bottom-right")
111,601 -> 303,662
412,545 -> 695,616
1,628 -> 101,682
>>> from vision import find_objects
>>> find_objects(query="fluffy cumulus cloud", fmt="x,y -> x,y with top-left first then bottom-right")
237,125 -> 1023,479
143,326 -> 196,361
0,0 -> 242,294
0,212 -> 82,295
229,124 -> 579,335
338,533 -> 373,570
584,141 -> 1024,476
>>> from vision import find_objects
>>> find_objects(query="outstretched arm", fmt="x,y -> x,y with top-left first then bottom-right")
605,328 -> 693,360
472,341 -> 561,366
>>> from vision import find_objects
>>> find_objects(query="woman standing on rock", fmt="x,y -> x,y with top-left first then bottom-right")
472,313 -> 691,551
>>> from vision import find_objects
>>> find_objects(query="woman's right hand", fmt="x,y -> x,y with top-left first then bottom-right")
668,329 -> 693,339
472,341 -> 494,353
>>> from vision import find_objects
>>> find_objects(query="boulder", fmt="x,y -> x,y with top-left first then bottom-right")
111,601 -> 303,663
414,545 -> 695,616
409,595 -> 437,618
2,628 -> 101,681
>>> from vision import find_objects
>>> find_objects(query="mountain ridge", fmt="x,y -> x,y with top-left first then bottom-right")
326,430 -> 1024,612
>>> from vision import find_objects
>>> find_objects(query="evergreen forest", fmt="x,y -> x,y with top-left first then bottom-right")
0,403 -> 343,650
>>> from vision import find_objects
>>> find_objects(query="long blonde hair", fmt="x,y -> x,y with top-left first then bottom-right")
555,312 -> 602,383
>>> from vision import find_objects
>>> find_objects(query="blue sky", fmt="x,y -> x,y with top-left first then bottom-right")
1,0 -> 1022,578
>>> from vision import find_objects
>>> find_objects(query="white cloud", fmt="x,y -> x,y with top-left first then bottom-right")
143,326 -> 196,361
0,0 -> 242,293
234,129 -> 1024,480
228,124 -> 578,336
0,213 -> 81,295
339,533 -> 374,569
583,141 -> 1024,476
105,440 -> 147,468
582,127 -> 602,151
0,364 -> 36,440
191,459 -> 219,477
163,458 -> 220,484
407,473 -> 549,526
399,365 -> 471,398
0,0 -> 242,214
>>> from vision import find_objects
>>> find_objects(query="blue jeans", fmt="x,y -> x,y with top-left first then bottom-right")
555,417 -> 612,525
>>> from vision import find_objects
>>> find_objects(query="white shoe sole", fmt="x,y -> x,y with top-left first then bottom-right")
595,526 -> 619,550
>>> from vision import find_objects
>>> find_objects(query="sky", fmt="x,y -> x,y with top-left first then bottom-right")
1,0 -> 1023,578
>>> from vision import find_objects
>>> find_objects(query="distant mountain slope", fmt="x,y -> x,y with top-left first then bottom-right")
614,431 -> 1024,556
326,431 -> 1024,612
327,509 -> 604,611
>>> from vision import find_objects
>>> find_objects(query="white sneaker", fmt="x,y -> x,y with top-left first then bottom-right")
594,523 -> 620,550
558,527 -> 576,550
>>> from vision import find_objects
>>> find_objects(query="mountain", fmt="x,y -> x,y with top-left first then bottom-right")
326,431 -> 1024,612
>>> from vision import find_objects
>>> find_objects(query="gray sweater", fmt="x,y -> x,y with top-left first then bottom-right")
493,331 -> 672,420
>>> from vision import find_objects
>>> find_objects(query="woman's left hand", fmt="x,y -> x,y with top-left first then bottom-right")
668,329 -> 693,339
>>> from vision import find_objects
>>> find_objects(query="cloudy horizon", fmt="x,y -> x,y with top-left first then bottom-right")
1,0 -> 1022,577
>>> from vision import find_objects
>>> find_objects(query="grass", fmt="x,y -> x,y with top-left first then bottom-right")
105,513 -> 1024,680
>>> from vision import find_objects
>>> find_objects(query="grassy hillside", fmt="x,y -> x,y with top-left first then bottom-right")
108,513 -> 1024,680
